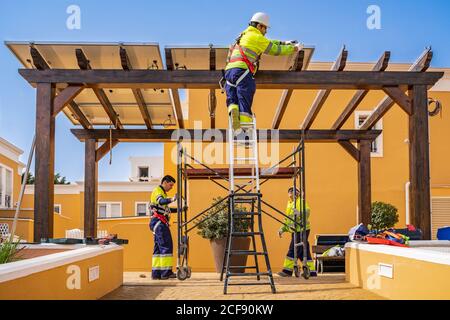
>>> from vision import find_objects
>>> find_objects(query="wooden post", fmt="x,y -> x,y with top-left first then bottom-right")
409,85 -> 431,239
358,140 -> 372,225
34,83 -> 55,242
84,139 -> 98,238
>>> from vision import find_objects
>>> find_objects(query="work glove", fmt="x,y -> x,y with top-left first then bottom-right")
278,228 -> 284,238
171,194 -> 178,203
295,43 -> 304,51
284,40 -> 298,45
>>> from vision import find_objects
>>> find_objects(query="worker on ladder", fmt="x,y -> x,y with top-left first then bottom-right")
278,187 -> 317,277
150,175 -> 177,280
224,12 -> 302,130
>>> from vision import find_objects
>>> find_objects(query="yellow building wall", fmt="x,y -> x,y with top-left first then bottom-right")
160,88 -> 450,272
0,153 -> 22,206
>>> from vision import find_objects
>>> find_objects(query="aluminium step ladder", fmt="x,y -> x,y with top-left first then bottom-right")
220,116 -> 276,294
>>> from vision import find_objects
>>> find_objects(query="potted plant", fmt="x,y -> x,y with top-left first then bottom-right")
369,201 -> 399,231
197,197 -> 252,273
0,238 -> 23,264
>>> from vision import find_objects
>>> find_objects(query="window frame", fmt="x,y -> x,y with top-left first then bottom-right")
354,111 -> 384,158
135,201 -> 150,216
97,202 -> 123,218
0,163 -> 14,209
138,166 -> 150,181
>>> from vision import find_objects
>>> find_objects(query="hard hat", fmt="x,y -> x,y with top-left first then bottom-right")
250,12 -> 270,28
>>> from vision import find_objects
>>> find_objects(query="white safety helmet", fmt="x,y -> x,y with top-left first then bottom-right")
250,12 -> 270,28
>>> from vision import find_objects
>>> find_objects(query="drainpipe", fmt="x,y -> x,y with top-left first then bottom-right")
405,181 -> 411,225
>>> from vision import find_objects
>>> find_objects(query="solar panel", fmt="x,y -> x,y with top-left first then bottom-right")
166,45 -> 315,71
5,42 -> 176,127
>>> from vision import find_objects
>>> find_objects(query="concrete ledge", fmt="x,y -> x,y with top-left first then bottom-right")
0,244 -> 123,300
345,241 -> 450,299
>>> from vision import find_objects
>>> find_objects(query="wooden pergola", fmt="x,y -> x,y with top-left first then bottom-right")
16,45 -> 443,242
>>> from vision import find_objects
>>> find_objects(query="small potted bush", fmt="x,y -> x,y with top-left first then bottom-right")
0,238 -> 23,264
197,197 -> 251,273
369,201 -> 399,231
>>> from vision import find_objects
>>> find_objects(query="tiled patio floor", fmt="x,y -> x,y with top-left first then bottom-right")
102,272 -> 384,300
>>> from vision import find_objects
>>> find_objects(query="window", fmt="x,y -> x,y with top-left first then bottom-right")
136,202 -> 149,216
0,164 -> 13,209
54,204 -> 62,215
97,202 -> 122,218
355,111 -> 384,157
138,166 -> 150,181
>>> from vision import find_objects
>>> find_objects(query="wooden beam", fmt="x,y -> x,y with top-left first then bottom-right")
29,46 -> 92,129
34,83 -> 55,242
209,47 -> 217,128
165,48 -> 174,71
338,140 -> 360,161
96,138 -> 119,162
170,89 -> 185,129
382,86 -> 412,115
71,129 -> 382,143
76,49 -> 123,129
67,101 -> 92,129
84,139 -> 98,238
120,47 -> 153,129
53,85 -> 85,116
301,46 -> 348,130
19,70 -> 444,90
331,51 -> 391,130
360,48 -> 433,130
409,85 -> 431,239
358,140 -> 372,225
271,50 -> 307,129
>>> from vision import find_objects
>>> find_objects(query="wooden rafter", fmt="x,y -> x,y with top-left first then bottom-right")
271,50 -> 306,129
360,48 -> 433,130
164,48 -> 185,129
301,46 -> 348,130
29,46 -> 91,129
75,49 -> 123,129
120,47 -> 153,129
331,51 -> 390,130
71,129 -> 382,143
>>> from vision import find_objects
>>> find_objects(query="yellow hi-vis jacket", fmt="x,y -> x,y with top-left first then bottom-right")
225,26 -> 296,74
280,198 -> 311,233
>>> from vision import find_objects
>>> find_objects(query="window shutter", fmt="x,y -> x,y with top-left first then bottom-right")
431,197 -> 450,240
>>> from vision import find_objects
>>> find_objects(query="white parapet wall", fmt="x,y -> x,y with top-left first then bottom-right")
345,241 -> 450,300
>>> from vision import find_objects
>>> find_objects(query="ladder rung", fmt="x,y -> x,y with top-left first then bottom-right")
228,272 -> 270,277
228,266 -> 257,269
232,212 -> 259,216
231,232 -> 263,236
234,176 -> 257,179
230,250 -> 267,256
233,157 -> 256,161
227,282 -> 272,286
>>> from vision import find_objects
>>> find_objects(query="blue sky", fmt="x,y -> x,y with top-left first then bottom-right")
0,0 -> 449,182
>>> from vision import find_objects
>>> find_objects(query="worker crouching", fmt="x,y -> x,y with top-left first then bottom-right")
278,187 -> 317,277
150,175 -> 178,280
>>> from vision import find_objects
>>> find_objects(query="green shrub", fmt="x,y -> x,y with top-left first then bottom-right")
369,201 -> 399,230
197,197 -> 251,240
0,239 -> 23,264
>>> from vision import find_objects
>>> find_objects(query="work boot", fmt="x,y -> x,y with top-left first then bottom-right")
277,271 -> 292,277
230,109 -> 241,131
161,273 -> 177,280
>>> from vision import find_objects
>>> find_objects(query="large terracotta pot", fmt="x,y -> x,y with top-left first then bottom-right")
210,237 -> 251,273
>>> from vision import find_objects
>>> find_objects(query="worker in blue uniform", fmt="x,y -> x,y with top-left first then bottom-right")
150,175 -> 177,280
224,12 -> 302,130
